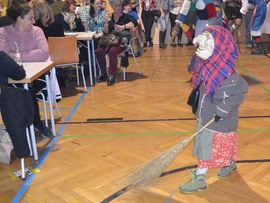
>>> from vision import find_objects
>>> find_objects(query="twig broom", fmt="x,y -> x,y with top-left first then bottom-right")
122,118 -> 215,190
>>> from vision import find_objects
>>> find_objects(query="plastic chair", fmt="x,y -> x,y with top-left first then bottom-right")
48,36 -> 87,92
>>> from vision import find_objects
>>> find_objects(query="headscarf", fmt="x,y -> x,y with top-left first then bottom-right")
191,25 -> 238,97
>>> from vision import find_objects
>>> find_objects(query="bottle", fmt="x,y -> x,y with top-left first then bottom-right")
14,41 -> 23,66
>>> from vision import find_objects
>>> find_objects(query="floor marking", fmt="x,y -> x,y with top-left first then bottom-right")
12,87 -> 89,203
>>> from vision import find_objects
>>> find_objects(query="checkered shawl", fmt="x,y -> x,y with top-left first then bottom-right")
191,25 -> 238,97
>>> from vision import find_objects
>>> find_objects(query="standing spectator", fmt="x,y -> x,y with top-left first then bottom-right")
240,0 -> 267,55
260,2 -> 270,41
224,0 -> 242,32
244,4 -> 255,48
158,0 -> 172,48
169,0 -> 183,47
141,0 -> 158,47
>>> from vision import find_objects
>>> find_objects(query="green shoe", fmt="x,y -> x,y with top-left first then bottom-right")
179,170 -> 207,193
217,161 -> 237,179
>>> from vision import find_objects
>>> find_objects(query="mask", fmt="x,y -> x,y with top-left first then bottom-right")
193,31 -> 214,60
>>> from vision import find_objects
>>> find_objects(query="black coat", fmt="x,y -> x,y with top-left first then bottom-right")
34,13 -> 65,39
0,16 -> 13,28
0,51 -> 34,158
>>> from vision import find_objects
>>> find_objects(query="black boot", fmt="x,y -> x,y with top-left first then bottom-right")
107,74 -> 115,86
159,30 -> 166,49
177,30 -> 183,47
251,42 -> 265,55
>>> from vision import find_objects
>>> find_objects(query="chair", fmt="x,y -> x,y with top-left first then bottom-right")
118,36 -> 142,81
36,72 -> 61,127
48,36 -> 87,92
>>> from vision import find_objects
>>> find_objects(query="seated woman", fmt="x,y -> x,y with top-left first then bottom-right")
62,0 -> 84,32
88,0 -> 106,38
0,2 -> 53,138
32,0 -> 64,39
0,51 -> 32,159
96,0 -> 137,86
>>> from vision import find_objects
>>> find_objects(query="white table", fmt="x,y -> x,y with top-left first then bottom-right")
9,61 -> 56,161
65,32 -> 96,86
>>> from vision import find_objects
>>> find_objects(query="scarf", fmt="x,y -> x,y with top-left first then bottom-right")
191,25 -> 238,97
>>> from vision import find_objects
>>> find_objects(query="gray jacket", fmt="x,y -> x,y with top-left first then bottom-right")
196,72 -> 248,133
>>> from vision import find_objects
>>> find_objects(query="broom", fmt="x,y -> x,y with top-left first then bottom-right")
150,30 -> 180,81
122,118 -> 215,190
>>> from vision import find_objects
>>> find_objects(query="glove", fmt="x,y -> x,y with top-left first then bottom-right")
214,115 -> 222,122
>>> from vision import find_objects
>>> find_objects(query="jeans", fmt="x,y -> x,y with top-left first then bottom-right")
96,45 -> 124,75
245,9 -> 254,45
159,12 -> 170,32
141,10 -> 155,42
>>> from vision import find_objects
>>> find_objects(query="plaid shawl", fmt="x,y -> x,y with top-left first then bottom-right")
191,25 -> 238,97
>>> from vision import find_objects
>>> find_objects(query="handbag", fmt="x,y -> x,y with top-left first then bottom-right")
98,33 -> 120,47
0,126 -> 14,164
187,84 -> 200,114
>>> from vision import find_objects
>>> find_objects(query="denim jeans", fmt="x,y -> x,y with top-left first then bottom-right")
245,9 -> 254,45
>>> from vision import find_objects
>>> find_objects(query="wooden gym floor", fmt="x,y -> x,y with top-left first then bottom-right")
1,44 -> 270,203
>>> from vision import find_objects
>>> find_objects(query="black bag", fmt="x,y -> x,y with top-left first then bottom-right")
187,85 -> 200,114
98,33 -> 120,47
113,30 -> 132,47
0,85 -> 34,128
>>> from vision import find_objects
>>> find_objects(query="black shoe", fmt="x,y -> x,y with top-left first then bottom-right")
178,41 -> 183,47
251,49 -> 265,55
97,73 -> 107,82
107,75 -> 115,86
148,41 -> 153,47
35,124 -> 53,139
171,43 -> 177,47
143,42 -> 148,47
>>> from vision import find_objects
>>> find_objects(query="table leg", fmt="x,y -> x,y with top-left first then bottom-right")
45,74 -> 56,136
87,40 -> 93,86
21,158 -> 25,179
91,39 -> 97,79
23,84 -> 38,161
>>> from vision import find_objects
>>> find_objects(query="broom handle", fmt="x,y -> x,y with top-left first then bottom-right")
190,118 -> 215,140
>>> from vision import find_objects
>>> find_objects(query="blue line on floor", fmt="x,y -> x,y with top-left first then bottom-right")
40,107 -> 71,111
12,87 -> 90,203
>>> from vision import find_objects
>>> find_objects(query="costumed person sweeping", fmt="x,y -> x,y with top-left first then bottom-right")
240,0 -> 267,55
179,25 -> 248,193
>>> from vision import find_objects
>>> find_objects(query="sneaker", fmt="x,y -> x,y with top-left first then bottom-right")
217,161 -> 237,179
179,170 -> 207,193
246,43 -> 252,48
35,124 -> 53,139
148,41 -> 153,47
251,48 -> 265,55
171,42 -> 177,47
